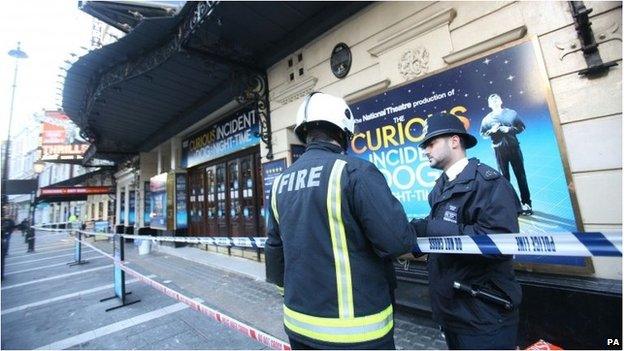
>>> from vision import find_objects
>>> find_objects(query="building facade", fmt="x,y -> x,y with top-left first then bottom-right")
63,2 -> 622,347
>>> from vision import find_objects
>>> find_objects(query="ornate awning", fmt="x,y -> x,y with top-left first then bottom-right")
62,1 -> 370,163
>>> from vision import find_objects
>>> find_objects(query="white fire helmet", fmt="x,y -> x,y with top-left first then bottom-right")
294,92 -> 355,144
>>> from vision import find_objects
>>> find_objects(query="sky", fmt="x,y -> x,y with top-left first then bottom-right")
0,1 -> 94,142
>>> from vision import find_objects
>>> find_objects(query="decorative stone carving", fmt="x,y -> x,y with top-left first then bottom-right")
270,76 -> 318,105
398,47 -> 430,80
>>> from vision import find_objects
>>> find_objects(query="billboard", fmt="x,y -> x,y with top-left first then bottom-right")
349,40 -> 582,268
39,111 -> 89,162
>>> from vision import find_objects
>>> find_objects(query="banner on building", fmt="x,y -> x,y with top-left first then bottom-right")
181,105 -> 260,168
39,111 -> 89,162
128,190 -> 136,226
39,186 -> 113,197
175,173 -> 188,229
149,173 -> 167,230
349,40 -> 582,268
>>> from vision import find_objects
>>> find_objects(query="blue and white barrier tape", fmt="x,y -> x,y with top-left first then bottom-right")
72,229 -> 621,256
413,231 -> 621,257
121,234 -> 267,248
75,230 -> 267,249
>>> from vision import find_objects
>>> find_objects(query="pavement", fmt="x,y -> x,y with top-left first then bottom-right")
1,230 -> 446,350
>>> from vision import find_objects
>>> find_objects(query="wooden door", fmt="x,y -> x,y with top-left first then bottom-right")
240,154 -> 257,236
215,163 -> 228,236
205,166 -> 218,236
255,152 -> 266,236
228,159 -> 243,236
188,171 -> 199,235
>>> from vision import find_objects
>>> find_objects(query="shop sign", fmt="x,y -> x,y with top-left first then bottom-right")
261,158 -> 287,227
39,110 -> 90,162
94,220 -> 109,233
149,173 -> 168,230
39,186 -> 112,196
349,40 -> 582,267
181,105 -> 260,168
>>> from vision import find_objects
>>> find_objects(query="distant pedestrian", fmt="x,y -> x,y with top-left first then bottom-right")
24,220 -> 35,253
2,210 -> 17,280
19,219 -> 28,237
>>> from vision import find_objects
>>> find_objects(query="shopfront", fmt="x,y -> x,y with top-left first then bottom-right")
182,104 -> 264,238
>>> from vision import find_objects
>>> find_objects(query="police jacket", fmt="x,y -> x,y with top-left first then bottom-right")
265,141 -> 418,348
419,158 -> 522,333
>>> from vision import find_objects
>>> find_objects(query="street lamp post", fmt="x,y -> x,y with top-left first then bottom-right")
2,42 -> 28,217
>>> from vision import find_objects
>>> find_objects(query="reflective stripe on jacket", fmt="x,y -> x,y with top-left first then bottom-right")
265,141 -> 418,347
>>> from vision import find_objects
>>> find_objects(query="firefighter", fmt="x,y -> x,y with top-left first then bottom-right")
265,92 -> 419,349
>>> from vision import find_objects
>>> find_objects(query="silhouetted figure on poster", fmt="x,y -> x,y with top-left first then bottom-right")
480,94 -> 533,215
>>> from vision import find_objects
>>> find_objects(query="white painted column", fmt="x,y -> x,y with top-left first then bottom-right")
157,146 -> 162,174
170,137 -> 180,171
116,185 -> 122,226
124,185 -> 130,227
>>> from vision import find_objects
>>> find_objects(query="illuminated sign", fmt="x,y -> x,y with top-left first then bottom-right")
39,186 -> 113,196
39,110 -> 89,162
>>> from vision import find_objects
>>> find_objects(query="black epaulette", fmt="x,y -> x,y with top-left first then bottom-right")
476,163 -> 501,180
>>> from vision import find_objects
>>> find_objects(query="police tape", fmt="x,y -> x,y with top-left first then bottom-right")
75,237 -> 291,350
32,226 -> 74,233
68,229 -> 622,257
412,231 -> 622,257
74,230 -> 267,248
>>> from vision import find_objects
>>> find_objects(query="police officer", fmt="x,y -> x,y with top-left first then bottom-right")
412,112 -> 523,350
265,92 -> 419,349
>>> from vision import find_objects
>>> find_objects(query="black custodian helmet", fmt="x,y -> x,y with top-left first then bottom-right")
418,112 -> 477,149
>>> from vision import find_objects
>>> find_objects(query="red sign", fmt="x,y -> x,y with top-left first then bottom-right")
39,110 -> 89,161
39,186 -> 113,197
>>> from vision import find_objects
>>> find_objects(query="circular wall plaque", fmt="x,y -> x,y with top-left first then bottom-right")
330,43 -> 352,79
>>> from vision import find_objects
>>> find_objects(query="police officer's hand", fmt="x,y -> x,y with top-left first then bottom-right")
410,218 -> 427,236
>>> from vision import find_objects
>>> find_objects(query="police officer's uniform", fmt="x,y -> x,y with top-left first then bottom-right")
415,113 -> 523,349
265,139 -> 419,349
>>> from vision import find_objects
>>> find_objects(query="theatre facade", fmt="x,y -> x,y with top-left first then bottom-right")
62,2 -> 621,347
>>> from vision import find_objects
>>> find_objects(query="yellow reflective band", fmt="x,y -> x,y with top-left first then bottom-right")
326,159 -> 353,318
276,286 -> 284,296
271,174 -> 282,224
283,305 -> 394,343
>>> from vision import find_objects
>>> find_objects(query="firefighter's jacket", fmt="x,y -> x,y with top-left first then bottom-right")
265,141 -> 418,348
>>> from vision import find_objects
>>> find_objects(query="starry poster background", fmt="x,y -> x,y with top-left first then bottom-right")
349,41 -> 582,266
